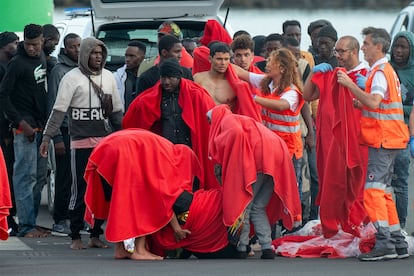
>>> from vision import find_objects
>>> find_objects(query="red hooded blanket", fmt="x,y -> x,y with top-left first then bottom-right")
0,148 -> 11,240
312,68 -> 368,238
148,189 -> 229,255
84,129 -> 201,242
122,79 -> 219,190
199,19 -> 232,47
208,105 -> 301,229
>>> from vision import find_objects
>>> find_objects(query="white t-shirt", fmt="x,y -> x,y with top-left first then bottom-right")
369,57 -> 389,100
249,73 -> 300,112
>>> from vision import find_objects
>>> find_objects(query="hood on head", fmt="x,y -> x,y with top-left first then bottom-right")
79,37 -> 107,75
390,31 -> 414,69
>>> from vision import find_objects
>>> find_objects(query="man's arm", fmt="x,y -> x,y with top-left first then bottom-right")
303,71 -> 320,101
337,70 -> 383,110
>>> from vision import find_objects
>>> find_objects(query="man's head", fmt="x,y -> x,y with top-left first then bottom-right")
316,25 -> 337,61
231,34 -> 254,70
283,37 -> 301,61
43,24 -> 60,56
335,36 -> 360,71
157,21 -> 182,41
263,33 -> 283,58
79,37 -> 107,75
252,35 -> 266,57
307,19 -> 331,48
233,30 -> 251,40
158,35 -> 182,62
23,24 -> 44,57
391,31 -> 413,68
361,27 -> 391,66
209,42 -> 231,74
182,38 -> 197,57
125,40 -> 146,71
282,20 -> 302,45
160,58 -> 182,93
0,31 -> 19,59
63,33 -> 81,63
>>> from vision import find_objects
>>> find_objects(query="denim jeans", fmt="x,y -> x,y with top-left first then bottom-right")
13,132 -> 48,236
307,145 -> 319,220
391,146 -> 410,228
292,156 -> 302,201
237,173 -> 274,251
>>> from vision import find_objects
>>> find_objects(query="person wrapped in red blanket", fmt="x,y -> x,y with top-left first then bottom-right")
208,104 -> 302,259
84,129 -> 238,260
0,147 -> 12,240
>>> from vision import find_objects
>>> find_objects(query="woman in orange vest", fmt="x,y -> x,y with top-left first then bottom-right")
235,48 -> 305,198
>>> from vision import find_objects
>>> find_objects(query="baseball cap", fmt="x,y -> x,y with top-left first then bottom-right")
157,22 -> 182,40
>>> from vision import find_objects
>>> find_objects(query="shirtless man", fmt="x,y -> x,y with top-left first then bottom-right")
194,43 -> 236,109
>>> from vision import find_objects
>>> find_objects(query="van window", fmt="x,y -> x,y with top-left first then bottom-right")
390,12 -> 410,38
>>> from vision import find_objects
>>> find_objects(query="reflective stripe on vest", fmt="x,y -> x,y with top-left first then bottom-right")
263,120 -> 301,133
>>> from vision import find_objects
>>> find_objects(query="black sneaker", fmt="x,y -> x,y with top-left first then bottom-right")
261,249 -> 275,259
358,248 -> 397,261
396,248 -> 409,259
235,250 -> 248,259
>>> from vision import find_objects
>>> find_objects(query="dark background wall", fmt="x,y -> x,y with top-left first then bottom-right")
54,0 -> 412,9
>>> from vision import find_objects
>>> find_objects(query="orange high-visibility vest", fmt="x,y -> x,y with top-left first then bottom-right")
261,84 -> 304,159
360,63 -> 409,149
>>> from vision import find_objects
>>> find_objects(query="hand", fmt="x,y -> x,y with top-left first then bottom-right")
312,63 -> 333,73
54,141 -> 66,156
19,120 -> 35,142
410,137 -> 414,158
337,70 -> 354,88
356,73 -> 367,90
174,227 -> 191,241
39,141 -> 49,158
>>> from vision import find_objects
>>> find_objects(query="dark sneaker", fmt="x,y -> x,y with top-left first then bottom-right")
358,248 -> 397,261
396,248 -> 409,259
261,249 -> 275,259
51,220 -> 70,237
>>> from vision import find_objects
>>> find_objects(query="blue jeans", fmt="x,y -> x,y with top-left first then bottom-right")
391,146 -> 410,228
237,173 -> 274,251
307,145 -> 319,220
292,156 -> 302,201
13,132 -> 48,236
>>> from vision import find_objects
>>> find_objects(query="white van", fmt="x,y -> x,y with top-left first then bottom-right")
53,0 -> 232,71
390,1 -> 414,39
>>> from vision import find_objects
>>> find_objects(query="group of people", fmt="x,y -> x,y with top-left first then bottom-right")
0,16 -> 412,262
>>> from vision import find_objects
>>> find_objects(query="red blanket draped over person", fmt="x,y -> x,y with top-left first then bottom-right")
199,19 -> 232,47
208,105 -> 302,229
122,78 -> 219,190
147,189 -> 229,256
0,147 -> 11,240
311,68 -> 368,238
84,129 -> 201,242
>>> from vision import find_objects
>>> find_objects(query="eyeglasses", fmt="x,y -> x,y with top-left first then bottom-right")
334,48 -> 352,55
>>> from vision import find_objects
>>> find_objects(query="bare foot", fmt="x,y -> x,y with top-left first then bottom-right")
88,237 -> 110,249
70,239 -> 87,250
130,251 -> 164,261
23,229 -> 48,238
114,242 -> 132,259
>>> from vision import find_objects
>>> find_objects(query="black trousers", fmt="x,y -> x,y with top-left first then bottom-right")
69,148 -> 103,240
53,127 -> 71,223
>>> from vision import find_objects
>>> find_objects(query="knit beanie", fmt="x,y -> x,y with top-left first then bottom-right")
317,25 -> 338,42
160,58 -> 182,78
0,32 -> 19,48
307,19 -> 332,36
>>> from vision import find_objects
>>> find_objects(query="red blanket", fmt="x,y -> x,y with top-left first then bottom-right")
199,19 -> 232,47
148,189 -> 229,255
122,79 -> 219,190
208,105 -> 301,229
312,68 -> 368,238
0,147 -> 11,240
84,129 -> 201,242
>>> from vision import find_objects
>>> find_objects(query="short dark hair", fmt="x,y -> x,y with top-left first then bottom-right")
209,42 -> 230,57
231,34 -> 254,52
63,33 -> 81,48
266,33 -> 283,43
282,20 -> 301,33
233,30 -> 251,39
24,24 -> 43,40
158,34 -> 180,55
43,24 -> 60,40
128,40 -> 147,53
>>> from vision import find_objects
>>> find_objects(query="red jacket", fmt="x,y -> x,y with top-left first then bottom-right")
0,147 -> 11,240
